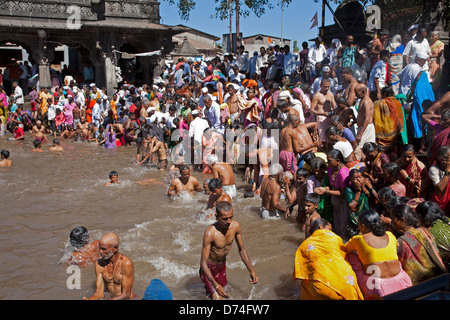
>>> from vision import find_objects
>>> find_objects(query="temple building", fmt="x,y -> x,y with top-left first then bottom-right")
0,0 -> 187,94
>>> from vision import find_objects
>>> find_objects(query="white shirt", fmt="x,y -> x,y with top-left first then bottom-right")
308,44 -> 327,70
283,52 -> 298,75
238,52 -> 250,72
47,104 -> 57,120
92,103 -> 102,121
397,62 -> 422,95
255,54 -> 268,75
368,60 -> 387,92
403,38 -> 431,63
13,86 -> 24,104
188,117 -> 209,144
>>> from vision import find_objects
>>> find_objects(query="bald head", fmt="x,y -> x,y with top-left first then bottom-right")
355,83 -> 368,99
100,232 -> 119,248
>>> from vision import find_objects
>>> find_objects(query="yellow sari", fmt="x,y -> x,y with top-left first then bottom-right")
294,229 -> 364,300
373,97 -> 404,148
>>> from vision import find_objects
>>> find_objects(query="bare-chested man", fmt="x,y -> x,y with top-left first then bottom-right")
295,120 -> 321,156
139,135 -> 168,170
354,83 -> 375,160
200,201 -> 258,300
31,139 -> 43,152
76,116 -> 90,141
0,150 -> 12,167
279,114 -> 301,174
311,78 -> 336,143
277,98 -> 300,128
167,164 -> 202,196
83,232 -> 137,300
49,138 -> 64,151
226,83 -> 240,124
259,163 -> 286,219
206,178 -> 232,210
341,67 -> 359,107
207,154 -> 236,199
280,114 -> 320,174
31,120 -> 48,143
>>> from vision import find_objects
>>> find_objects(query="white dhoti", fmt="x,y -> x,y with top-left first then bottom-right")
222,184 -> 236,199
355,123 -> 376,160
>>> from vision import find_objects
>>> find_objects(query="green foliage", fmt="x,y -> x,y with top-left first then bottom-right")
163,0 -> 293,21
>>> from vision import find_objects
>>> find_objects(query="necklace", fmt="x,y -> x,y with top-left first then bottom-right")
105,254 -> 122,281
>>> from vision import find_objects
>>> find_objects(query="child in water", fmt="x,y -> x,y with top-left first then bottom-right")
105,170 -> 120,186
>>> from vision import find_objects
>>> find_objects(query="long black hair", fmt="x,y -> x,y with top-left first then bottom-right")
358,210 -> 386,237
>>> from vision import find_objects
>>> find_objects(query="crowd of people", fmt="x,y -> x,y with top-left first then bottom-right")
1,23 -> 450,301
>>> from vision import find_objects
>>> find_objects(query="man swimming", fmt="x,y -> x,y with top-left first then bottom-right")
105,171 -> 120,186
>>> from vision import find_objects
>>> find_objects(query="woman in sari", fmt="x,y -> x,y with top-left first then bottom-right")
373,87 -> 405,159
416,201 -> 450,271
428,146 -> 450,214
429,31 -> 445,88
345,169 -> 377,238
362,142 -> 391,190
294,218 -> 364,300
396,144 -> 429,199
315,150 -> 350,239
236,87 -> 262,129
344,210 -> 412,298
381,162 -> 406,197
104,125 -> 117,148
390,204 -> 447,285
306,157 -> 332,223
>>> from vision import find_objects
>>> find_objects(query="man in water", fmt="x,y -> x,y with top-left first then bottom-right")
31,120 -> 48,143
31,139 -> 43,152
206,154 -> 236,199
200,201 -> 258,300
167,164 -> 202,196
66,226 -> 100,268
76,116 -> 90,141
49,139 -> 64,152
259,163 -> 286,219
138,135 -> 168,170
0,150 -> 12,167
206,178 -> 232,210
83,232 -> 137,300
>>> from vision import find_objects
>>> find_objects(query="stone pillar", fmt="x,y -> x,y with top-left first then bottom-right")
36,29 -> 52,89
104,54 -> 117,96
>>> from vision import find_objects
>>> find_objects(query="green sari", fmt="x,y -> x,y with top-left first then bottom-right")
317,173 -> 333,224
429,218 -> 450,271
344,187 -> 370,238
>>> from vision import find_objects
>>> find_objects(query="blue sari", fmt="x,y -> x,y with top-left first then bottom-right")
411,71 -> 435,139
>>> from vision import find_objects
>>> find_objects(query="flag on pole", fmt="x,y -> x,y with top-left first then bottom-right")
267,36 -> 272,44
310,12 -> 318,29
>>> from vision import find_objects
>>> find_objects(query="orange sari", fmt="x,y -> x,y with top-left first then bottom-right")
373,97 -> 404,149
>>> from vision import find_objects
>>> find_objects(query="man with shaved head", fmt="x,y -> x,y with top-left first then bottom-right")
83,232 -> 137,300
354,83 -> 375,160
